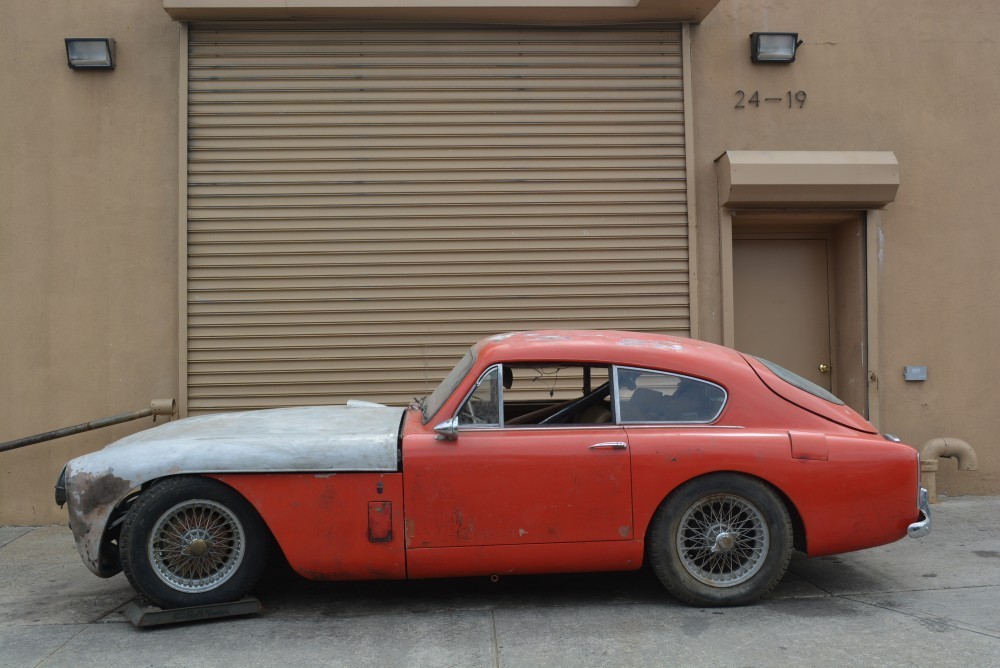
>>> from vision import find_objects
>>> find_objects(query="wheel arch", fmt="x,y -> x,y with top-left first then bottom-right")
640,470 -> 808,563
101,474 -> 286,578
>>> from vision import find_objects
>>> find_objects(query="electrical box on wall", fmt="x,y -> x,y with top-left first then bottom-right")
904,366 -> 928,381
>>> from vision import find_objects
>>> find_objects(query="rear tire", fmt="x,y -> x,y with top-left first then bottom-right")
648,473 -> 792,606
120,476 -> 269,609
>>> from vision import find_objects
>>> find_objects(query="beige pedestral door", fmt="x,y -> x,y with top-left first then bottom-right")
733,238 -> 832,390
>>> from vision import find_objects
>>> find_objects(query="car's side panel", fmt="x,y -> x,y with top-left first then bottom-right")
211,472 -> 406,580
627,429 -> 920,557
406,539 -> 644,579
401,417 -> 634,548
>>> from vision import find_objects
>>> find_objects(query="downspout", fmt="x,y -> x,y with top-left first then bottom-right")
920,437 -> 978,503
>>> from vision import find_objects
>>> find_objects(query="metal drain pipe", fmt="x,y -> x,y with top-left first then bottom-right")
920,437 -> 978,503
0,399 -> 176,454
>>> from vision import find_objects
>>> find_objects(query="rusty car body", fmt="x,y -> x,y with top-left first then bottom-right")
57,330 -> 930,608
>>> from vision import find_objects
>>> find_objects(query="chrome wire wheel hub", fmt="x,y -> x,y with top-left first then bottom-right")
676,493 -> 769,588
148,499 -> 245,593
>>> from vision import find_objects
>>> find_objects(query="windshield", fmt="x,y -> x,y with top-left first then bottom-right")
422,349 -> 476,422
753,356 -> 845,405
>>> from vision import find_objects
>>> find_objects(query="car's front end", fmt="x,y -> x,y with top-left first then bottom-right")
56,402 -> 405,577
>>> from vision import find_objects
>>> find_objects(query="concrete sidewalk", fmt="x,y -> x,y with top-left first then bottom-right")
1,496 -> 998,667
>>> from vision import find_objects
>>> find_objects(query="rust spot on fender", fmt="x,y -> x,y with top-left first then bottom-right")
453,509 -> 474,541
404,518 -> 415,548
66,470 -> 133,575
73,472 -> 131,516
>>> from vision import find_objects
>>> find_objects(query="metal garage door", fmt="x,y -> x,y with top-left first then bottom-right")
185,22 -> 690,413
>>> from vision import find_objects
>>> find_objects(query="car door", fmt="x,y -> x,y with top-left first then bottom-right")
403,365 -> 634,549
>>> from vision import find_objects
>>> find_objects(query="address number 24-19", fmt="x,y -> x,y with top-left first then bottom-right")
735,90 -> 807,109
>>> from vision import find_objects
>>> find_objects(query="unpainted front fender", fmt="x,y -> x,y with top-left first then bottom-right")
62,403 -> 405,576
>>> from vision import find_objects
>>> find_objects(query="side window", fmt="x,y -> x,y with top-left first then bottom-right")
616,367 -> 726,424
502,364 -> 613,426
457,366 -> 500,426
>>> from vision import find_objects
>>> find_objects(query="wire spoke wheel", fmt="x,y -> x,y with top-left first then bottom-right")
121,477 -> 269,609
647,474 -> 792,606
148,498 -> 246,593
676,493 -> 769,587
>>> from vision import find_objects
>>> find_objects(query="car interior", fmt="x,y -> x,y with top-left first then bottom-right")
456,363 -> 726,427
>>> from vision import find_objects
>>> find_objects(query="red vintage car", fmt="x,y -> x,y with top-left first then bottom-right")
58,330 -> 929,608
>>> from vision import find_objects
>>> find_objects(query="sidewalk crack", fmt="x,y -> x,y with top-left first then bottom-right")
32,625 -> 89,668
842,595 -> 1000,641
490,608 -> 501,668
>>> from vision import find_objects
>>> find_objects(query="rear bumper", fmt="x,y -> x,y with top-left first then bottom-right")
907,487 -> 931,538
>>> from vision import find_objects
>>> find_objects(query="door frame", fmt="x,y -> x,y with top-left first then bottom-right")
713,150 -> 899,429
720,208 -> 881,426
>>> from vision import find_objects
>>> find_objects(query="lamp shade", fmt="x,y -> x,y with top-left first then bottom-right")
65,38 -> 116,70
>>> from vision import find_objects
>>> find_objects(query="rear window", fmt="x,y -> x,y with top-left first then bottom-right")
753,357 -> 844,406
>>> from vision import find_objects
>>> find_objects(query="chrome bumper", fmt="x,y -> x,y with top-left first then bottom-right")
907,487 -> 931,538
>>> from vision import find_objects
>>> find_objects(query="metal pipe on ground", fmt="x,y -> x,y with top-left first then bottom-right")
920,437 -> 978,503
0,399 -> 176,454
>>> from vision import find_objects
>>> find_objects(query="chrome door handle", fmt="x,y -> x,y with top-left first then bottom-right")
589,441 -> 627,450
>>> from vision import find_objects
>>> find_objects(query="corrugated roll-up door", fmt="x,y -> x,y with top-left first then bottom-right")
186,22 -> 689,413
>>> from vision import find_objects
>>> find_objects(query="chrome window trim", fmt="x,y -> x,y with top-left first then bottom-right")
610,363 -> 621,424
489,424 -> 629,433
499,363 -> 505,426
453,364 -> 503,429
489,424 -> 743,433
619,424 -> 745,430
613,365 -> 728,425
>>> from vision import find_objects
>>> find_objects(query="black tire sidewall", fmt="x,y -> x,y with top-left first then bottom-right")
120,476 -> 268,609
648,473 -> 792,607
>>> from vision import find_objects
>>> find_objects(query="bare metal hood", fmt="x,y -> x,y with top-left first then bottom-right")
63,402 -> 405,576
70,402 -> 404,478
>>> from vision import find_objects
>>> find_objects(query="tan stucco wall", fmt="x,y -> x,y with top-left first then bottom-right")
690,0 -> 999,495
0,1 -> 180,523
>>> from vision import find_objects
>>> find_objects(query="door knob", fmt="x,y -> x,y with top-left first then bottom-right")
818,363 -> 830,374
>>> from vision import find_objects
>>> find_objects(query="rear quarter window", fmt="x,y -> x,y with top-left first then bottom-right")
616,366 -> 727,423
752,357 -> 844,405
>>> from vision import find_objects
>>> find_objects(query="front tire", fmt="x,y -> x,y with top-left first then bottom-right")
648,473 -> 792,606
120,476 -> 269,609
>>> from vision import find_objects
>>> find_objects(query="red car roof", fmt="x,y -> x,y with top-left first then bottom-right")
474,330 -> 749,382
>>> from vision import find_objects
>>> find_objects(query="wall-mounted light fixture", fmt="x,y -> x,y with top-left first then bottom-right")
750,32 -> 802,63
65,38 -> 116,70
